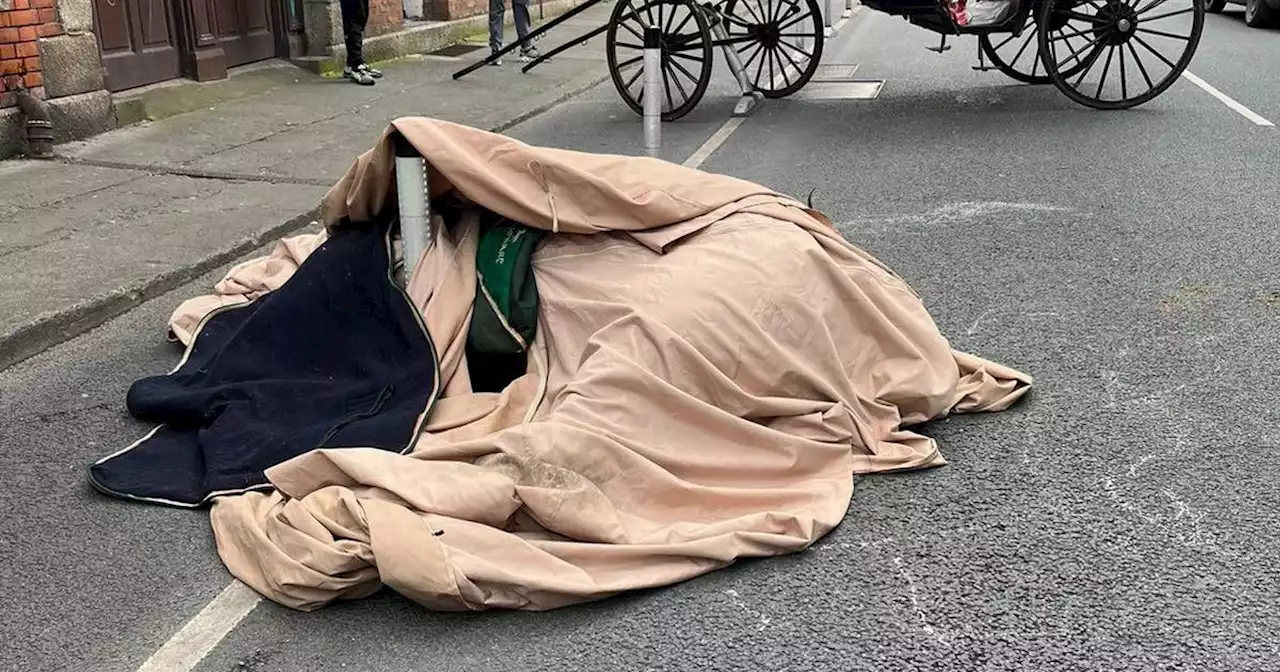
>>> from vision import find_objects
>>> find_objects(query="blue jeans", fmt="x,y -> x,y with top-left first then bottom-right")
489,0 -> 532,53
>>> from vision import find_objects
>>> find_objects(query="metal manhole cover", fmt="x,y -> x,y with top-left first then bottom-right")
812,64 -> 860,82
795,81 -> 884,100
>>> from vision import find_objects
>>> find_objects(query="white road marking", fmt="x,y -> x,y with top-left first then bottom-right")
135,580 -> 262,672
683,117 -> 746,169
1182,71 -> 1274,127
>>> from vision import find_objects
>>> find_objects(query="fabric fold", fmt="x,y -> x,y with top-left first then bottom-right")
163,117 -> 1030,612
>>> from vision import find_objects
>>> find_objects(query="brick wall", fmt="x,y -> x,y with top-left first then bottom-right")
0,0 -> 62,108
367,0 -> 404,36
423,0 -> 487,21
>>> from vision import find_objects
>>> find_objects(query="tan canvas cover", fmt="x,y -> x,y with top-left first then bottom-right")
170,118 -> 1031,612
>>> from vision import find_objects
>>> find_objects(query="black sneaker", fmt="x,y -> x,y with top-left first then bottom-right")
488,49 -> 503,66
357,63 -> 384,79
343,66 -> 376,85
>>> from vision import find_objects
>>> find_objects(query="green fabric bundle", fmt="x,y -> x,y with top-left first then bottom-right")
469,214 -> 543,354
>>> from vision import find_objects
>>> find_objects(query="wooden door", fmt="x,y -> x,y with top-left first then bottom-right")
93,0 -> 182,92
212,0 -> 276,67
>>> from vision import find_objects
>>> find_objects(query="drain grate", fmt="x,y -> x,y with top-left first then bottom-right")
795,81 -> 884,100
429,43 -> 484,57
811,64 -> 860,82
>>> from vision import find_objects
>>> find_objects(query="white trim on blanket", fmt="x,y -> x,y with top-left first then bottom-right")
89,222 -> 443,508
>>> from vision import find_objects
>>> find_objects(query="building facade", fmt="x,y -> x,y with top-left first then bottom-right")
0,0 -> 501,157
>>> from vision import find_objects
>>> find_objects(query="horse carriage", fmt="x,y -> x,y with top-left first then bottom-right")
454,0 -> 1204,119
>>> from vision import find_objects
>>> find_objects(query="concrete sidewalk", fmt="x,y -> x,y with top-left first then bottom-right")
0,1 -> 616,371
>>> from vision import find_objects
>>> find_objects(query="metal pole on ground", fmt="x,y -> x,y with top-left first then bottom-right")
393,134 -> 431,286
452,0 -> 601,79
709,12 -> 762,117
643,26 -> 661,157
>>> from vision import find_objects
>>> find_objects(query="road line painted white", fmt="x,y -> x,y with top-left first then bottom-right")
135,580 -> 262,672
683,117 -> 746,169
1182,71 -> 1274,127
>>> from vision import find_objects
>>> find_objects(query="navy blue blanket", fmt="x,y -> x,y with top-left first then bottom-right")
89,218 -> 439,507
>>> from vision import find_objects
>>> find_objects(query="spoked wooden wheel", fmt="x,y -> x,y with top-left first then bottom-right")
720,0 -> 824,98
1037,0 -> 1204,109
607,0 -> 715,121
979,11 -> 1094,84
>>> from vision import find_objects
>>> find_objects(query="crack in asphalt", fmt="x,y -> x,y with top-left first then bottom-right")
55,157 -> 335,187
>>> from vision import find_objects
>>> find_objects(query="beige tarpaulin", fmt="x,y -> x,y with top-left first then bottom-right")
172,118 -> 1032,612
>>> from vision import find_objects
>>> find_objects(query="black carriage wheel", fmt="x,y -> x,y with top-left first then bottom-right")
1245,0 -> 1275,27
607,0 -> 714,122
979,12 -> 1095,84
721,0 -> 824,98
1037,0 -> 1204,110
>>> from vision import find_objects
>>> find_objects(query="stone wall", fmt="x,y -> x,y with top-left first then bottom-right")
422,0 -> 488,21
1,0 -> 113,158
302,0 -> 467,70
0,0 -> 63,108
368,0 -> 405,36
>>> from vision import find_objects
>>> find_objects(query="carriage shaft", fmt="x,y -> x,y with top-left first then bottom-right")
453,0 -> 610,79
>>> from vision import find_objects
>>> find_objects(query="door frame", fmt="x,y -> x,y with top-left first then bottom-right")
171,0 -> 230,81
168,0 -> 294,82
93,0 -> 299,86
92,0 -> 185,92
270,0 -> 306,59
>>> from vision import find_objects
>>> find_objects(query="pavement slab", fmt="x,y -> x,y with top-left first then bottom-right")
0,161 -> 145,231
0,175 -> 327,369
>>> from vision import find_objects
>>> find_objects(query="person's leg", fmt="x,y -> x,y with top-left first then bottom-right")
353,0 -> 384,78
339,0 -> 375,84
513,0 -> 536,58
489,0 -> 506,64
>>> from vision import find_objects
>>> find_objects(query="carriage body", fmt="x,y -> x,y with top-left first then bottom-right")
860,0 -> 1034,35
453,0 -> 1205,118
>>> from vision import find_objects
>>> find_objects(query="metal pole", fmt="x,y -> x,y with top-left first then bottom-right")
393,135 -> 431,284
710,14 -> 752,98
452,0 -> 604,79
708,7 -> 763,117
643,26 -> 661,157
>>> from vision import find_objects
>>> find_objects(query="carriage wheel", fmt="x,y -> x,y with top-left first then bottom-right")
979,12 -> 1095,85
607,0 -> 715,122
1037,0 -> 1204,110
721,0 -> 824,98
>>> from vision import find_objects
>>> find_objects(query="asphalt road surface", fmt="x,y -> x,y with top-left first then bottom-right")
4,5 -> 1280,671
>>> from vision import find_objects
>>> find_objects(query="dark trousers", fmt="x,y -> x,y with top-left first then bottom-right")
340,0 -> 370,68
489,0 -> 532,53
